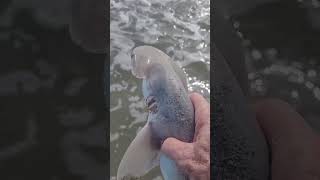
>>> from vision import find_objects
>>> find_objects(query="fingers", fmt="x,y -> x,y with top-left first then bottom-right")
161,137 -> 194,162
189,93 -> 210,117
161,137 -> 209,177
160,93 -> 210,178
189,92 -> 210,138
161,92 -> 209,159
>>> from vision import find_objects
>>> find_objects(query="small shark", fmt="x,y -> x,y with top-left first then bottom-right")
117,46 -> 195,180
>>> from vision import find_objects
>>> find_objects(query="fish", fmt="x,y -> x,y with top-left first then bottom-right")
212,10 -> 270,179
117,46 -> 195,180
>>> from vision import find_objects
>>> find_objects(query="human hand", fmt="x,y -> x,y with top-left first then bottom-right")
161,92 -> 210,180
254,98 -> 320,180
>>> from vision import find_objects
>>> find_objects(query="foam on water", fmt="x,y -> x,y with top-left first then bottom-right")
110,0 -> 210,68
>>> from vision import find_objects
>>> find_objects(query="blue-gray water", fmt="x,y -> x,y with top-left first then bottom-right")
110,0 -> 210,179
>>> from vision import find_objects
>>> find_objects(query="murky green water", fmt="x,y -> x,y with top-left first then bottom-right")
110,0 -> 210,179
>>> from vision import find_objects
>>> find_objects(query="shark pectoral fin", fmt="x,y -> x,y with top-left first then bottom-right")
117,122 -> 160,180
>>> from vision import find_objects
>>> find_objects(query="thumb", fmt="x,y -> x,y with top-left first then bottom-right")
161,137 -> 194,162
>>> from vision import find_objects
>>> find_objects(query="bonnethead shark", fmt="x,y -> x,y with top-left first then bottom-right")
117,45 -> 195,180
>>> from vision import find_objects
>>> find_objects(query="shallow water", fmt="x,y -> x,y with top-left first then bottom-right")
110,0 -> 210,179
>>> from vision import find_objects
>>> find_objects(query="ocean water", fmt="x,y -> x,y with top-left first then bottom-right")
110,0 -> 210,179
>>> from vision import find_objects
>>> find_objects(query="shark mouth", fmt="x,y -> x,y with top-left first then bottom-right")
145,96 -> 158,113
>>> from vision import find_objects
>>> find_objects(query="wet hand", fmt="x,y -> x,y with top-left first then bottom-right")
161,93 -> 210,180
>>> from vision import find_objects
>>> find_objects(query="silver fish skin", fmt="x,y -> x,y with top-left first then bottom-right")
133,46 -> 195,180
142,62 -> 195,145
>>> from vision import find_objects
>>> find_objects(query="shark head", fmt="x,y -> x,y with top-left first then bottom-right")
117,46 -> 195,180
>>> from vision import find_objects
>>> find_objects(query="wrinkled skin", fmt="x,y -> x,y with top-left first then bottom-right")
161,93 -> 210,180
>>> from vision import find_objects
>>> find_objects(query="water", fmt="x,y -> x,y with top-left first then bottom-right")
110,0 -> 210,179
